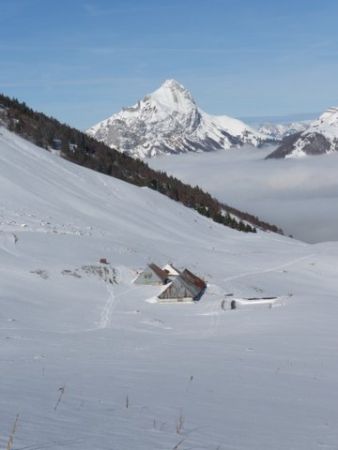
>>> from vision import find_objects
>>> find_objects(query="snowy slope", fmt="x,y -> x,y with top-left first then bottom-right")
1,127 -> 338,450
267,107 -> 338,158
87,79 -> 267,158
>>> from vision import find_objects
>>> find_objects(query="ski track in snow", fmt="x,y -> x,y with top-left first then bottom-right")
99,285 -> 116,329
197,253 -> 315,338
223,253 -> 315,283
98,284 -> 139,329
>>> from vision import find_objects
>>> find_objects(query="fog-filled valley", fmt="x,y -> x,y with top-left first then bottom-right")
149,145 -> 338,243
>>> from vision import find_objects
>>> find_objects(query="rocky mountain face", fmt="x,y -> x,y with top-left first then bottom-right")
266,107 -> 338,159
87,79 -> 268,158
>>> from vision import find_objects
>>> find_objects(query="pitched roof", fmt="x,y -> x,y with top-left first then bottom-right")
181,269 -> 206,290
148,263 -> 168,282
158,273 -> 205,300
158,276 -> 196,299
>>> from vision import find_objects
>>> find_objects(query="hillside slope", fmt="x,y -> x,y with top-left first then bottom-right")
1,127 -> 338,450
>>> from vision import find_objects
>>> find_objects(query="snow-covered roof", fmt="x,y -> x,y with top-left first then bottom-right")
162,263 -> 180,276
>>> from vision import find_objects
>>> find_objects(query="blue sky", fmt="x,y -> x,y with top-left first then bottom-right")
1,0 -> 338,129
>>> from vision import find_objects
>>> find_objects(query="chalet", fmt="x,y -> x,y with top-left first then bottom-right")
158,269 -> 206,302
134,263 -> 169,286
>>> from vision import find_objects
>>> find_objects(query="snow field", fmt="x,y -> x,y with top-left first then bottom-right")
1,127 -> 338,449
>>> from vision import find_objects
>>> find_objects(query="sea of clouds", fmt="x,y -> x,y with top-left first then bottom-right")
149,146 -> 338,243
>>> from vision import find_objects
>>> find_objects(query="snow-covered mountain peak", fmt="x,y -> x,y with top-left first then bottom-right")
161,78 -> 184,90
87,80 -> 267,158
266,105 -> 338,159
318,106 -> 338,124
148,78 -> 197,114
155,78 -> 194,100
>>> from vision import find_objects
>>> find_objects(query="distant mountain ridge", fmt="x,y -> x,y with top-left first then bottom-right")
87,79 -> 268,158
258,121 -> 310,141
266,106 -> 338,159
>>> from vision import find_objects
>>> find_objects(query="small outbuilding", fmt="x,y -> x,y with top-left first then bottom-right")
134,263 -> 169,286
158,269 -> 206,302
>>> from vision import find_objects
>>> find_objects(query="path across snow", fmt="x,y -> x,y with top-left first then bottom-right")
99,285 -> 116,329
223,253 -> 315,282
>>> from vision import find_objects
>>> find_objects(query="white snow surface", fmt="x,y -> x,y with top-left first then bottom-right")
310,107 -> 338,140
87,79 -> 267,158
1,127 -> 338,449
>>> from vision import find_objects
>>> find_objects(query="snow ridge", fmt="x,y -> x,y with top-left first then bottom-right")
267,106 -> 338,159
258,121 -> 310,141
